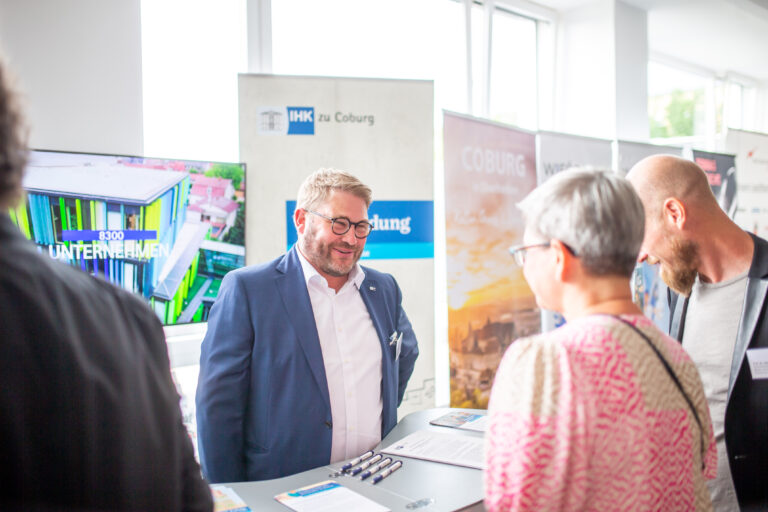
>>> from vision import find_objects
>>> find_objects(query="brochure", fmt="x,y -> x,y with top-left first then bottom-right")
211,485 -> 251,512
429,411 -> 488,432
275,480 -> 389,512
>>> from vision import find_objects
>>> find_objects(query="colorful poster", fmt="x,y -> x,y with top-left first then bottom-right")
692,149 -> 738,219
725,128 -> 768,239
617,140 -> 683,333
444,112 -> 538,409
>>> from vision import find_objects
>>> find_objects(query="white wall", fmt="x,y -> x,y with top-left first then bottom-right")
0,0 -> 143,155
555,0 -> 615,138
614,1 -> 648,140
554,0 -> 648,140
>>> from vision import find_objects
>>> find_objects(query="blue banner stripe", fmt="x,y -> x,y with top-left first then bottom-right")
363,242 -> 434,259
286,200 -> 433,260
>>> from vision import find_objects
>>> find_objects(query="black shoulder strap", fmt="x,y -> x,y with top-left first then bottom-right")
611,315 -> 706,470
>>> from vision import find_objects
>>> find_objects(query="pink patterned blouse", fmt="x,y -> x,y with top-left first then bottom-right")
485,314 -> 717,512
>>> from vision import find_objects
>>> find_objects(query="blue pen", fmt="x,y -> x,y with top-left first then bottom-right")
372,460 -> 402,484
360,457 -> 393,480
350,454 -> 382,476
341,450 -> 374,472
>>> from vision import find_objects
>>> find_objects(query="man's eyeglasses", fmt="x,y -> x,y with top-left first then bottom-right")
509,241 -> 578,267
305,209 -> 374,238
508,243 -> 551,267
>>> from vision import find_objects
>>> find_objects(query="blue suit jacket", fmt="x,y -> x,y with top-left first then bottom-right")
196,246 -> 419,483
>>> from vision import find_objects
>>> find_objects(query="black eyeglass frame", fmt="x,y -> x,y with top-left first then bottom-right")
508,241 -> 578,267
304,209 -> 374,238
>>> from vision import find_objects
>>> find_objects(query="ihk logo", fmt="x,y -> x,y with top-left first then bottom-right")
287,107 -> 314,135
256,106 -> 315,135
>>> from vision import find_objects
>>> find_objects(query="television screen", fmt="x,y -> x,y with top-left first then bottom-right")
10,149 -> 246,326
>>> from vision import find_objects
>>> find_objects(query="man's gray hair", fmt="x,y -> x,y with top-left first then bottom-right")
296,167 -> 372,212
517,168 -> 645,277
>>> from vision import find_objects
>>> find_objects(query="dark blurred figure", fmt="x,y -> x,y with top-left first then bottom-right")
0,57 -> 212,511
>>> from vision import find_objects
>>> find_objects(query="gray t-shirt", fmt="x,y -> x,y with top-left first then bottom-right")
682,270 -> 748,511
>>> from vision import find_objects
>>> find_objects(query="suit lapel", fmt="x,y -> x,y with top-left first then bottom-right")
670,292 -> 688,341
730,277 -> 768,393
358,275 -> 396,431
729,234 -> 768,394
358,278 -> 389,348
275,249 -> 331,411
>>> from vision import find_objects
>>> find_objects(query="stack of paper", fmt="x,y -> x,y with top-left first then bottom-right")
381,429 -> 485,469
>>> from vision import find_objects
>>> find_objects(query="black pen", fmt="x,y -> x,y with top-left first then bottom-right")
350,454 -> 382,476
360,457 -> 393,480
372,460 -> 402,484
341,450 -> 374,472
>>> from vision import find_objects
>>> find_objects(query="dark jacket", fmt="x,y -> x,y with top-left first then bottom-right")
0,213 -> 212,511
669,232 -> 768,511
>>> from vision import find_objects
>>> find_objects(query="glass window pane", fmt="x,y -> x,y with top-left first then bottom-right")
725,81 -> 744,130
648,60 -> 710,138
470,3 -> 485,115
272,0 -> 468,115
488,9 -> 538,129
742,85 -> 758,131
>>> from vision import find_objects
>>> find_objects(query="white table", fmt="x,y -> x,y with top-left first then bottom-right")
221,407 -> 487,511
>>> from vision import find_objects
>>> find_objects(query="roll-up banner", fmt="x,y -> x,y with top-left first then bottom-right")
443,111 -> 538,409
239,75 -> 435,417
725,129 -> 768,239
536,131 -> 612,331
692,149 -> 738,219
536,130 -> 613,185
617,141 -> 683,333
615,140 -> 682,176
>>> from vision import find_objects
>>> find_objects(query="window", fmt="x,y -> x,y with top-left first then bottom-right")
487,7 -> 538,129
648,57 -> 762,147
648,60 -> 709,139
272,0 -> 469,118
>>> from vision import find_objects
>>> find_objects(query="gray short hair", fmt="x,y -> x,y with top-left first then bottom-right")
517,168 -> 644,277
296,168 -> 372,211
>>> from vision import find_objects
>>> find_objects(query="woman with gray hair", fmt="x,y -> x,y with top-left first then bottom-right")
484,168 -> 716,512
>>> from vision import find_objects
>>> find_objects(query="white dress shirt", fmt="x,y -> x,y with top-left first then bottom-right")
297,249 -> 383,462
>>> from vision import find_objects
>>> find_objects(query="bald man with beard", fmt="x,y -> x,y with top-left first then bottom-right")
627,155 -> 768,511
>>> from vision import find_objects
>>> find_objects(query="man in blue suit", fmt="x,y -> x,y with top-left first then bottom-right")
196,168 -> 419,483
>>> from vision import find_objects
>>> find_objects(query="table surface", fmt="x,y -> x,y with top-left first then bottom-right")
221,407 -> 487,512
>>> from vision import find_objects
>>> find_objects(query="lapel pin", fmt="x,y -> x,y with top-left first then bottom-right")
369,285 -> 376,291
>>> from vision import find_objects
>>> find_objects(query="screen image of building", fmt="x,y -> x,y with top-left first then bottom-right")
188,175 -> 239,239
8,161 -> 240,325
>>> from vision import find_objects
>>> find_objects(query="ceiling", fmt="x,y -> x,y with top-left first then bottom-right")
535,0 -> 768,83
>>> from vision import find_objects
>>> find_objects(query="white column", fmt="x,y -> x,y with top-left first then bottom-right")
247,0 -> 272,73
553,0 -> 649,141
614,1 -> 649,140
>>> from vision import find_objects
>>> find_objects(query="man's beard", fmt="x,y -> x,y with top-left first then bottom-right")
659,237 -> 700,296
300,222 -> 361,278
